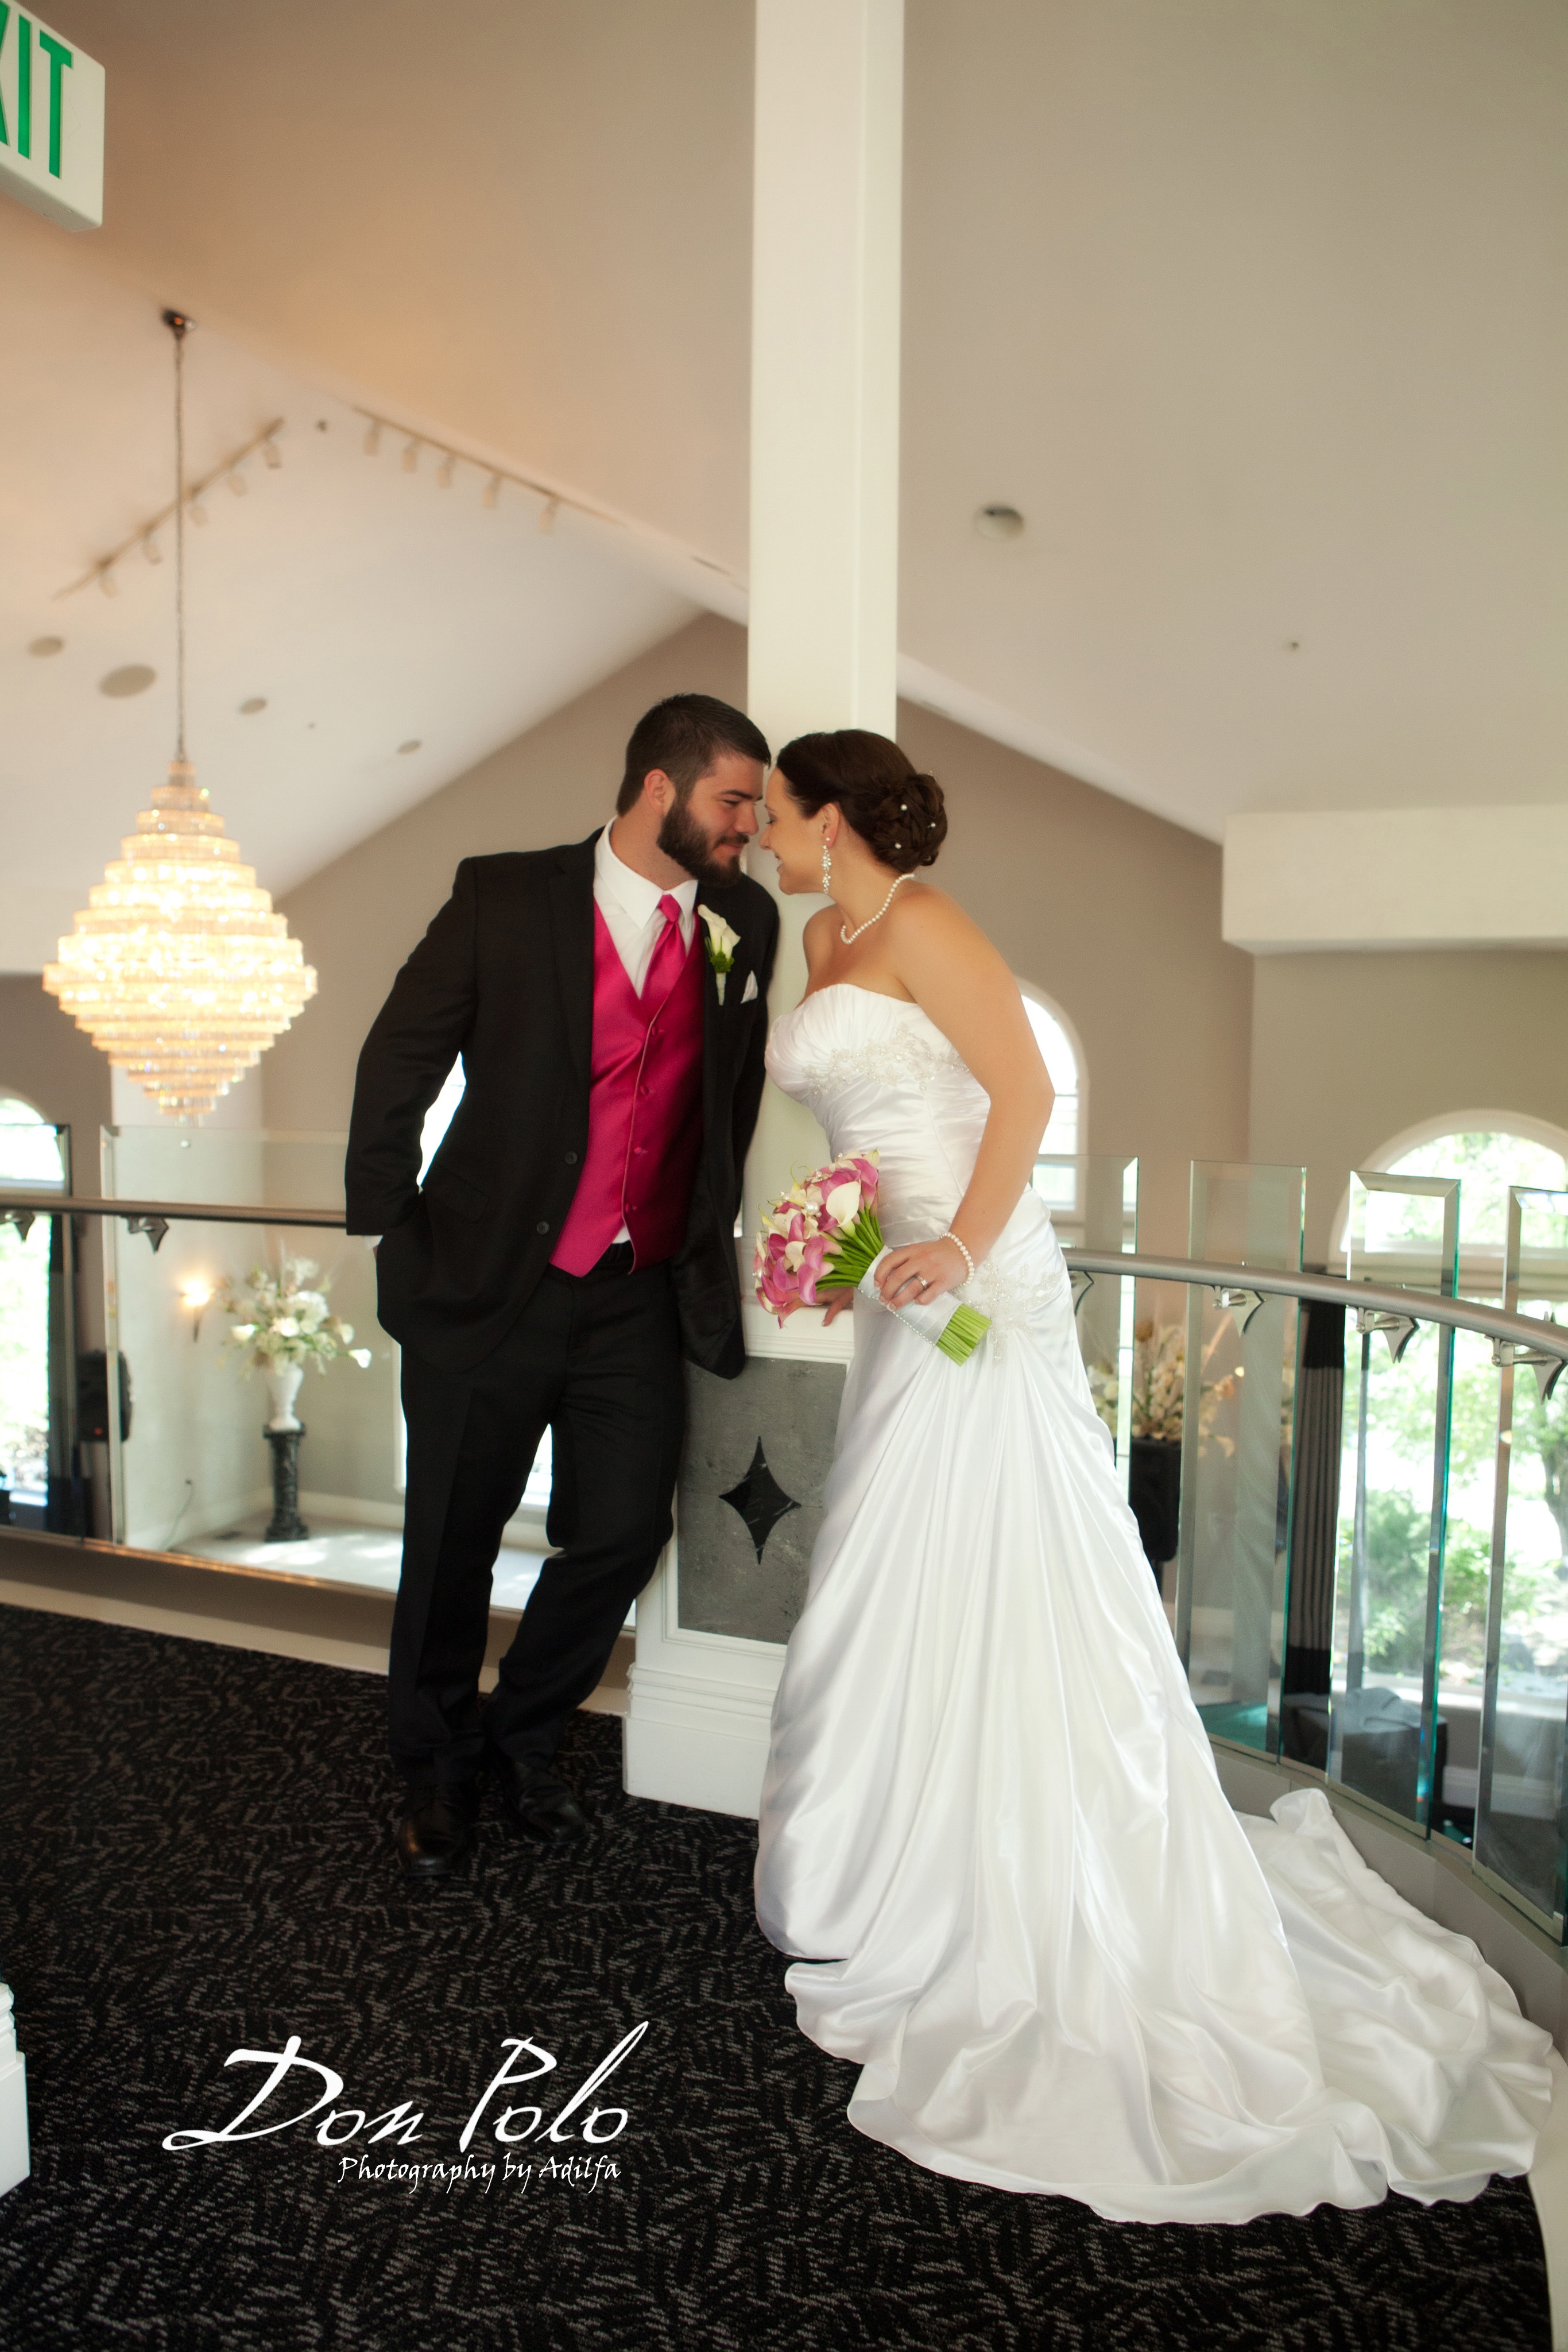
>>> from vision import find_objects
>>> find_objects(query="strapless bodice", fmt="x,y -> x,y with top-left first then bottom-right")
764,986 -> 1062,1321
766,987 -> 991,1245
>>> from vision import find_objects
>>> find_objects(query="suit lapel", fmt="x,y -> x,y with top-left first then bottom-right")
549,835 -> 598,1087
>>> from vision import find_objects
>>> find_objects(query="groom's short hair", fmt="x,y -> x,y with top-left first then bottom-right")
615,694 -> 771,815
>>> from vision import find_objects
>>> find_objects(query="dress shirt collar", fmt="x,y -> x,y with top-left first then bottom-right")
596,822 -> 699,929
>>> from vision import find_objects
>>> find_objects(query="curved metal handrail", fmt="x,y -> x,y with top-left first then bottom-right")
1060,1247 -> 1568,1365
0,1190 -> 344,1229
1,1193 -> 1562,1366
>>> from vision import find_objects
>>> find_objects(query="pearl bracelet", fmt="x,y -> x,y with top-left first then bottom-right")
940,1230 -> 975,1283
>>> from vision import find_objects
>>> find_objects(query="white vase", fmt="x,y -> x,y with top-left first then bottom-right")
264,1361 -> 305,1431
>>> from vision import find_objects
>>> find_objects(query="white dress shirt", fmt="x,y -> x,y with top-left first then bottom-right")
594,823 -> 699,993
593,823 -> 700,1243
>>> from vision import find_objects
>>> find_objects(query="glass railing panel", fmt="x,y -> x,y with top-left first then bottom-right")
96,1138 -> 555,1600
1326,1172 -> 1459,1831
1473,1187 -> 1568,1934
1174,1162 -> 1305,1756
100,1119 -> 552,1580
1047,1155 -> 1139,1508
102,1204 -> 389,1576
103,1122 -> 348,1213
96,1132 -> 551,1608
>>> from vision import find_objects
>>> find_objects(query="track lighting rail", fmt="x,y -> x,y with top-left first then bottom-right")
54,416 -> 286,601
352,406 -> 619,529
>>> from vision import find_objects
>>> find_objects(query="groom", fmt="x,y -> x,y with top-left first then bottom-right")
346,693 -> 777,1877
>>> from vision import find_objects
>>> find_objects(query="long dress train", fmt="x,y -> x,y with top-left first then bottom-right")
754,984 -> 1551,2226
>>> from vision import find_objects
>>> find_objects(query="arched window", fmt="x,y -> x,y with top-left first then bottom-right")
0,1093 -> 65,1188
1380,1121 -> 1567,1243
1334,1113 -> 1568,1265
1019,988 -> 1083,1158
0,1093 -> 59,1516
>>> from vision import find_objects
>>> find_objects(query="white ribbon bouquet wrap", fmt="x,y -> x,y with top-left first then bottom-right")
753,1150 -> 990,1363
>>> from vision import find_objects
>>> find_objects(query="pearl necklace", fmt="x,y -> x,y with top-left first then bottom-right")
839,871 -> 913,946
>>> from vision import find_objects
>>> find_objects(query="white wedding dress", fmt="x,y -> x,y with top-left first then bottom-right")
755,983 -> 1552,2226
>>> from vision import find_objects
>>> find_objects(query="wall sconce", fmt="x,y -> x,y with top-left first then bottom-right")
180,1279 -> 214,1343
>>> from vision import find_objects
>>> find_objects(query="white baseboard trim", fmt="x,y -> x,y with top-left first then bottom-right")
622,1711 -> 770,1817
296,1493 -> 550,1550
623,1654 -> 776,1817
624,1549 -> 784,1821
128,1492 -> 551,1556
126,1488 -> 272,1552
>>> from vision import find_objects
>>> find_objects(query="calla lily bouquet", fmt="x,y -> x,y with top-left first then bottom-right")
753,1151 -> 991,1365
219,1257 -> 372,1374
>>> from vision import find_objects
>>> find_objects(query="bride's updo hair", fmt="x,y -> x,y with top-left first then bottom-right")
775,730 -> 947,873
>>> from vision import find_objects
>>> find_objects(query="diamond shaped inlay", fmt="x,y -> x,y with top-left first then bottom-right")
719,1437 -> 800,1565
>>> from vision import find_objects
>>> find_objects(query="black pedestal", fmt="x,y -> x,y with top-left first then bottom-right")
1128,1436 -> 1182,1586
264,1422 -> 309,1542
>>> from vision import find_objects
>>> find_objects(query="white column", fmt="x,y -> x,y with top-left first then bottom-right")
743,0 -> 905,1237
625,0 -> 905,1818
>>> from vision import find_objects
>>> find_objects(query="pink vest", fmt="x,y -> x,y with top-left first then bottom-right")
551,905 -> 706,1275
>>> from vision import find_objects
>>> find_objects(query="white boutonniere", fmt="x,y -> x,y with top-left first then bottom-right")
697,905 -> 741,1004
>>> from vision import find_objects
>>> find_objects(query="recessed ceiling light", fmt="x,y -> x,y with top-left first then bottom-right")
239,696 -> 268,715
28,635 -> 64,657
974,505 -> 1025,541
99,663 -> 157,698
397,739 -> 421,755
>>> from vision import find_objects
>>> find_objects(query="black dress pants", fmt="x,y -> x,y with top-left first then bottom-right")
390,1247 -> 684,1785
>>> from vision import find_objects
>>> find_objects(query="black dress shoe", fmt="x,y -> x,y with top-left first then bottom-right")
490,1754 -> 593,1848
395,1778 -> 479,1879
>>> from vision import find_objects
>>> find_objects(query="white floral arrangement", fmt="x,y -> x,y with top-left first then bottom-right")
1089,1321 -> 1188,1444
1090,1318 -> 1295,1456
219,1258 -> 372,1374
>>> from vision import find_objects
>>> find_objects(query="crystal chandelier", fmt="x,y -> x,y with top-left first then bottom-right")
43,312 -> 315,1122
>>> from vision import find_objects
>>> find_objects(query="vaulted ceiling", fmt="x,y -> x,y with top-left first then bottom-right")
3,0 -> 1563,966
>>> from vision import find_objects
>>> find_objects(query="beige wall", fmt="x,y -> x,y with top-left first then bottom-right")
263,614 -> 750,1134
895,706 -> 1252,1255
0,978 -> 113,1186
266,614 -> 1255,1256
1251,950 -> 1568,1267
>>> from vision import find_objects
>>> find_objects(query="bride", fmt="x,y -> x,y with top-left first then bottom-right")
752,727 -> 1551,2226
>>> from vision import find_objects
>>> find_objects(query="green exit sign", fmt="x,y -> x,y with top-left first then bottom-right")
0,7 -> 103,231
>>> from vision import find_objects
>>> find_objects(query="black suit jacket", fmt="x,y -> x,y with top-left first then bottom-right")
344,834 -> 780,1378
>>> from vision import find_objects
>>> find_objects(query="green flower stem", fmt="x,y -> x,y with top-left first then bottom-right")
935,1305 -> 990,1364
816,1205 -> 886,1291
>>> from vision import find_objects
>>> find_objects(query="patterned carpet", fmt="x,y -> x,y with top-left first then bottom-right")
0,1602 -> 1551,2352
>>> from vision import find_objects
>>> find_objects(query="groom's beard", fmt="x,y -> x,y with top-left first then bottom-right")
657,799 -> 745,895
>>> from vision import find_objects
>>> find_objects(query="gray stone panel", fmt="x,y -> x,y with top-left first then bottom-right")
676,1356 -> 846,1643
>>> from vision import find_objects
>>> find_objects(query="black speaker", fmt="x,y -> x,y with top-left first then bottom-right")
77,1348 -> 133,1443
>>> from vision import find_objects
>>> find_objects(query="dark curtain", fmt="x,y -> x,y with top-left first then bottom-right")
1281,1299 -> 1345,1704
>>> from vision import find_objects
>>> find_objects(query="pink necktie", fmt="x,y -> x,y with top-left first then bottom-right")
643,893 -> 687,1005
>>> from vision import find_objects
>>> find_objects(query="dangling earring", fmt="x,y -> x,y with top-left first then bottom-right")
821,835 -> 833,891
